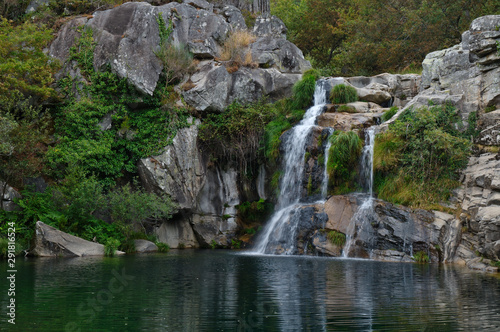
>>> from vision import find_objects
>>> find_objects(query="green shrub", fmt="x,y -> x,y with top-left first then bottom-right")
49,25 -> 189,186
104,238 -> 120,256
327,131 -> 363,193
329,84 -> 358,104
155,15 -> 194,86
199,100 -> 280,169
327,230 -> 346,247
0,18 -> 59,113
291,69 -> 320,109
108,183 -> 176,235
374,104 -> 471,209
381,106 -> 398,122
231,239 -> 242,249
157,242 -> 170,253
413,251 -> 429,263
237,198 -> 273,223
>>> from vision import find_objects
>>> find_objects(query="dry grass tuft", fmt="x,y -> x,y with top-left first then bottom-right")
218,30 -> 258,70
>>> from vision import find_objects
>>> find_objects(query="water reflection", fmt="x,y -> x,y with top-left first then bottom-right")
1,252 -> 499,331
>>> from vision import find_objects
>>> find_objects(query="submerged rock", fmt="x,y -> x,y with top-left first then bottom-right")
31,221 -> 124,257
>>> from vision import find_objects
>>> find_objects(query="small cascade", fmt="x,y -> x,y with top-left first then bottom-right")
321,128 -> 334,198
342,127 -> 377,258
359,127 -> 376,196
252,81 -> 328,254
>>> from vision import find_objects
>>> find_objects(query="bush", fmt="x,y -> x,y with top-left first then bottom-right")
290,69 -> 320,109
199,100 -> 281,169
374,104 -> 471,209
329,84 -> 358,104
327,230 -> 346,247
413,251 -> 429,263
381,106 -> 398,122
237,198 -> 273,224
157,242 -> 170,253
104,238 -> 120,256
108,183 -> 176,235
0,18 -> 59,112
327,131 -> 363,193
155,43 -> 194,85
218,30 -> 257,67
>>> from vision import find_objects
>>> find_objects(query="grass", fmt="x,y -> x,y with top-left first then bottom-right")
373,104 -> 471,210
381,106 -> 398,122
218,30 -> 257,69
330,84 -> 358,104
291,69 -> 320,109
413,250 -> 430,263
327,131 -> 363,193
327,230 -> 346,247
104,238 -> 120,256
156,242 -> 170,253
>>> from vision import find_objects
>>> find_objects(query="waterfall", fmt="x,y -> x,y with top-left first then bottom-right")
342,127 -> 376,258
252,81 -> 327,254
359,127 -> 375,196
321,128 -> 334,198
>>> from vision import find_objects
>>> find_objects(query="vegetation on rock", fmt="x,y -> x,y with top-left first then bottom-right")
329,84 -> 358,104
327,131 -> 363,194
374,104 -> 472,209
271,0 -> 500,75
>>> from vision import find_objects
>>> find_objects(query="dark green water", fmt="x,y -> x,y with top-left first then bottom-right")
1,250 -> 500,331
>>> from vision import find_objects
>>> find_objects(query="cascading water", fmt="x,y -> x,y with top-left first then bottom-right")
252,81 -> 328,254
321,128 -> 334,198
342,127 -> 376,258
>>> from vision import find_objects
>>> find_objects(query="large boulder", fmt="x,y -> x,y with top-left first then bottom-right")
31,221 -> 124,257
133,239 -> 158,253
420,15 -> 500,119
182,61 -> 302,111
138,118 -> 205,211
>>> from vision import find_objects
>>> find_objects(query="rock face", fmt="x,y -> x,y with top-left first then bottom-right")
1,182 -> 21,212
282,195 -> 461,264
31,221 -> 124,257
49,1 -> 310,110
420,15 -> 500,118
453,153 -> 500,262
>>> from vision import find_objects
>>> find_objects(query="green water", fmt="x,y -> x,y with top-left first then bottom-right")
1,250 -> 500,331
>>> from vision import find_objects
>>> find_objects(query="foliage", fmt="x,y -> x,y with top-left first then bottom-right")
156,242 -> 170,253
329,84 -> 358,104
327,131 -> 363,193
0,18 -> 59,112
413,250 -> 430,263
327,230 -> 346,247
218,29 -> 257,69
271,0 -> 500,75
199,100 -> 280,170
374,104 -> 471,209
155,14 -> 194,86
381,106 -> 398,122
104,238 -> 120,256
291,69 -> 320,109
48,26 -> 189,186
108,182 -> 176,235
237,198 -> 274,223
231,239 -> 242,249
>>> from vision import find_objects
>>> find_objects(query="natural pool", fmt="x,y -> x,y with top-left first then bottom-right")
1,250 -> 500,331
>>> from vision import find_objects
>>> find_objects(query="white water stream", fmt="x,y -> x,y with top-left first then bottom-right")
342,127 -> 376,258
252,82 -> 328,254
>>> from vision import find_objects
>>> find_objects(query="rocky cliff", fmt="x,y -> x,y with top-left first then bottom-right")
41,3 -> 500,268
